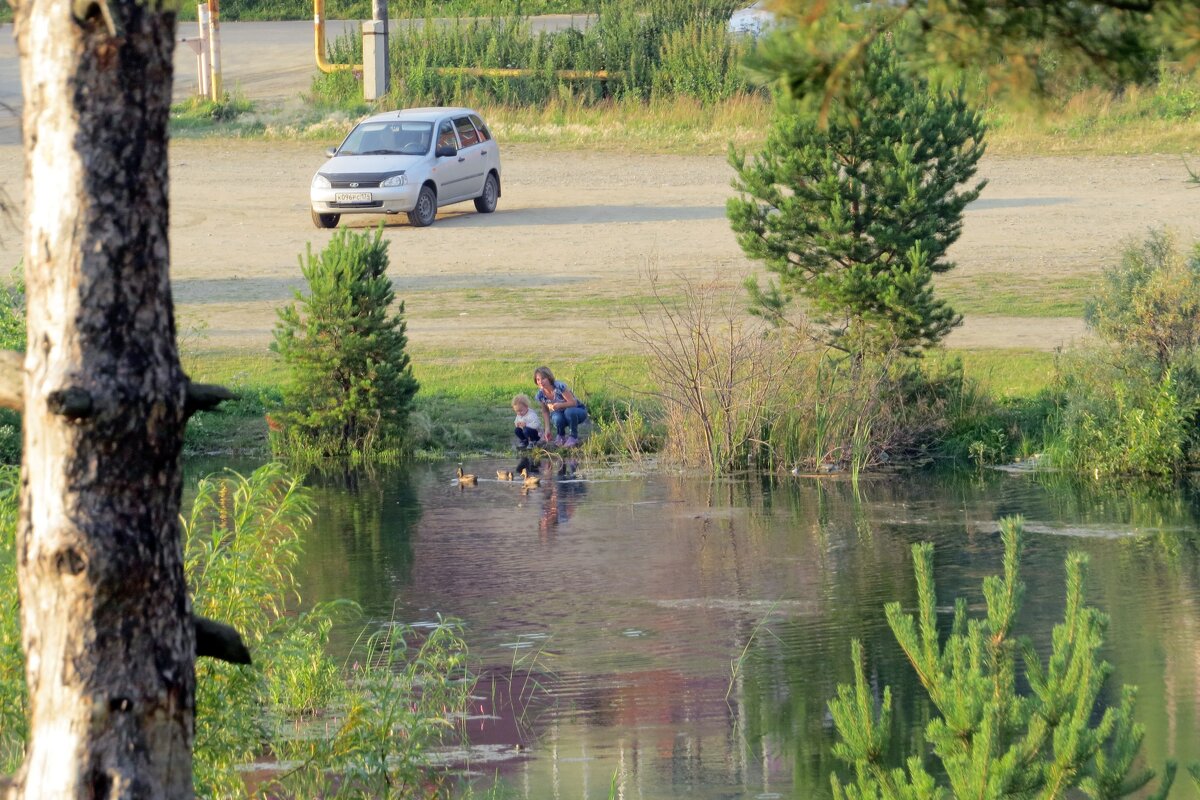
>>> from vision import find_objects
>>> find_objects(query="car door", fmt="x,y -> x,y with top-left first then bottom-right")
431,118 -> 473,204
450,115 -> 488,198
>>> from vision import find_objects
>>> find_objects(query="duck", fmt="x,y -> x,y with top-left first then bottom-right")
496,469 -> 514,481
521,468 -> 540,488
456,466 -> 478,486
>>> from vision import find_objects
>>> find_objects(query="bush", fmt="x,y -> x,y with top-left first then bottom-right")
272,227 -> 419,461
830,517 -> 1175,799
1053,354 -> 1196,477
1085,228 -> 1200,368
1053,229 -> 1200,475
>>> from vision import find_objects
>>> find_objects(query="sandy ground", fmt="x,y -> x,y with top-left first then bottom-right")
0,141 -> 1198,363
0,21 -> 1197,363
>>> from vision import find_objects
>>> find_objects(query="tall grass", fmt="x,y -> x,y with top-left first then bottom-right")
313,0 -> 756,110
175,0 -> 588,22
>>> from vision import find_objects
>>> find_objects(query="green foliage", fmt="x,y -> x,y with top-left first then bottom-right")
729,40 -> 986,357
1053,357 -> 1196,478
311,0 -> 755,110
272,227 -> 419,460
0,463 -> 465,793
0,267 -> 24,465
176,0 -> 586,22
184,464 -> 472,797
1085,229 -> 1200,368
754,0 -> 1197,118
1051,230 -> 1200,476
0,467 -> 25,774
830,517 -> 1174,800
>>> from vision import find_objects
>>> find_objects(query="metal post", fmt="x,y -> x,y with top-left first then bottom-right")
196,4 -> 211,98
207,0 -> 222,101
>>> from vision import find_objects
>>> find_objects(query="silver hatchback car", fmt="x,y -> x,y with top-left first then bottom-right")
310,106 -> 501,228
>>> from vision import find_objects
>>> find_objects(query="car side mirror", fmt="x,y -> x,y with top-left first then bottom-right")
435,143 -> 457,158
325,146 -> 338,158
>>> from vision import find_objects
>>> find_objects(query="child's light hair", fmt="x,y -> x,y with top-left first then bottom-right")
512,393 -> 531,410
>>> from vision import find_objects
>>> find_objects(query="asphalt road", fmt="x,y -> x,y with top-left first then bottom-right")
0,15 -> 592,145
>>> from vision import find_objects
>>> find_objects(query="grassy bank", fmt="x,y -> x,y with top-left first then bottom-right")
184,346 -> 1059,465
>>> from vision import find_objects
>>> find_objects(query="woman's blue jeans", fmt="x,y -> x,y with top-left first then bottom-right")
550,406 -> 587,437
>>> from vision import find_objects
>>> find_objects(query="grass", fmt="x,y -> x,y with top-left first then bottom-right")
936,274 -> 1096,318
183,348 -> 659,458
170,82 -> 1199,157
933,349 -> 1058,397
181,342 -> 1055,463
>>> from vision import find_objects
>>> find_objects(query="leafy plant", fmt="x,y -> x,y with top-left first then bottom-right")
272,227 -> 419,461
1051,230 -> 1200,475
184,464 -> 472,797
729,40 -> 986,358
0,267 -> 24,465
830,516 -> 1174,800
0,467 -> 25,773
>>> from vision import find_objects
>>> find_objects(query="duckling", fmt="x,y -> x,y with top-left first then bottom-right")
521,468 -> 540,488
456,466 -> 478,486
496,469 -> 514,481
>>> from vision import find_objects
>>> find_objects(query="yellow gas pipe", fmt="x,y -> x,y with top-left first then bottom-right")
313,2 -> 621,82
314,0 -> 361,73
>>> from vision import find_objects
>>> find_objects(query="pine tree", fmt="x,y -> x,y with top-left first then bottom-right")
829,517 -> 1175,800
272,228 -> 419,458
728,40 -> 985,358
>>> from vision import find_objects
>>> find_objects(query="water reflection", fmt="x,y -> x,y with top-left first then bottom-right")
280,460 -> 1199,799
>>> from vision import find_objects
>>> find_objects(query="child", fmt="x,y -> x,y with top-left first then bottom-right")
512,394 -> 542,450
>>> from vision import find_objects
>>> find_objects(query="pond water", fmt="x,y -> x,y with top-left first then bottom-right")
214,458 -> 1200,799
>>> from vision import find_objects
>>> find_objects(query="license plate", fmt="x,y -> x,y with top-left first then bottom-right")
335,192 -> 372,203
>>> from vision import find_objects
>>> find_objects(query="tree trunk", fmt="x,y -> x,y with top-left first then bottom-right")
10,0 -> 193,795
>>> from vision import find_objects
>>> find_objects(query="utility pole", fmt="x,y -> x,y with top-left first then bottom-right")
371,0 -> 389,96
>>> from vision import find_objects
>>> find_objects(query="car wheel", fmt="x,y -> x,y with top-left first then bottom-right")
474,173 -> 499,214
312,210 -> 340,229
407,185 -> 437,227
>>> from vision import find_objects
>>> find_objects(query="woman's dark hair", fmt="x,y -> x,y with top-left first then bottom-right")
534,366 -> 556,385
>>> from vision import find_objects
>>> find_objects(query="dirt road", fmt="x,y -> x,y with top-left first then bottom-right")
0,139 -> 1197,362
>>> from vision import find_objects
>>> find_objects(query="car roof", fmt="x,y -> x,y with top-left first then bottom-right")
360,107 -> 480,125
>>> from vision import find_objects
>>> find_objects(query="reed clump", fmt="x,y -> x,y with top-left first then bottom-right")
615,271 -> 1001,475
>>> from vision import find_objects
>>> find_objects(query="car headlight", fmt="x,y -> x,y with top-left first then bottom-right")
311,173 -> 331,189
381,173 -> 408,187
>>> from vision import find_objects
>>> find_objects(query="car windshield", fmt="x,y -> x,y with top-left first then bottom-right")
339,121 -> 434,156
